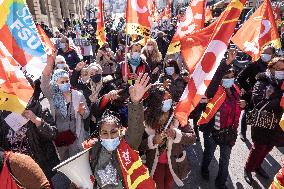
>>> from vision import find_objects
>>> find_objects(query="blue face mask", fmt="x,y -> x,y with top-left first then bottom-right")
162,99 -> 173,112
57,64 -> 65,70
101,137 -> 120,151
222,78 -> 235,88
59,83 -> 71,93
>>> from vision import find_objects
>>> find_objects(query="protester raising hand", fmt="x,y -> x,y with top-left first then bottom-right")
226,48 -> 238,65
43,50 -> 57,77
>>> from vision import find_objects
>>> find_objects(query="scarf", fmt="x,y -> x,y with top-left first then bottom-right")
50,69 -> 70,118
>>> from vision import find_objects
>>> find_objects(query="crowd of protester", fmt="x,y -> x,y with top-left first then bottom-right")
0,3 -> 284,189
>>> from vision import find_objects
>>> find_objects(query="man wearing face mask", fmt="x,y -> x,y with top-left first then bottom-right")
115,43 -> 150,86
57,36 -> 81,70
199,49 -> 246,189
236,46 -> 276,141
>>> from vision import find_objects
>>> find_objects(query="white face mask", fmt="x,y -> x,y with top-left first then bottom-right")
131,52 -> 141,60
165,67 -> 175,76
147,46 -> 153,51
261,54 -> 272,62
274,71 -> 284,80
222,78 -> 235,88
56,63 -> 65,69
162,99 -> 173,112
101,137 -> 120,151
60,43 -> 66,49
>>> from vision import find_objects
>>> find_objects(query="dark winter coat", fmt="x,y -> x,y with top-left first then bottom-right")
251,72 -> 284,147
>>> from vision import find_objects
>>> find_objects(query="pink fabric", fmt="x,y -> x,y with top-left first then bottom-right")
158,151 -> 168,164
219,88 -> 241,129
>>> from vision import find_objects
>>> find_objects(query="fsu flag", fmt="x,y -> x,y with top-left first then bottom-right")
231,0 -> 281,62
96,0 -> 107,46
0,41 -> 33,114
36,25 -> 55,54
167,0 -> 206,54
0,0 -> 47,80
175,0 -> 247,126
126,0 -> 151,37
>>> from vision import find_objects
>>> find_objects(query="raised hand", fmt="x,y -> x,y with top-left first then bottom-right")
226,48 -> 238,65
129,73 -> 151,104
75,61 -> 87,71
78,102 -> 86,116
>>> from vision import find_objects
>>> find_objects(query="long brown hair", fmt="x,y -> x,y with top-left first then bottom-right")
141,38 -> 162,63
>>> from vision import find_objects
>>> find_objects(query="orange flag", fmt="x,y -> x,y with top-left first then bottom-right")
0,42 -> 33,114
167,0 -> 206,54
205,6 -> 213,22
164,0 -> 171,19
96,0 -> 107,46
175,0 -> 247,126
231,0 -> 281,62
126,0 -> 151,37
36,25 -> 55,55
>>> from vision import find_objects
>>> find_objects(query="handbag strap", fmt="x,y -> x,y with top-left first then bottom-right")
255,102 -> 270,124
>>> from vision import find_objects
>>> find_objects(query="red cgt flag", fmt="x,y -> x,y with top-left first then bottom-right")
167,0 -> 206,54
231,0 -> 281,62
36,25 -> 55,55
175,0 -> 247,126
126,0 -> 152,37
96,0 -> 107,46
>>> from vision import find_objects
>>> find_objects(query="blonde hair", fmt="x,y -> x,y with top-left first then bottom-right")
141,38 -> 162,63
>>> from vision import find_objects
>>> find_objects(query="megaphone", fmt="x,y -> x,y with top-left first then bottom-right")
52,148 -> 94,189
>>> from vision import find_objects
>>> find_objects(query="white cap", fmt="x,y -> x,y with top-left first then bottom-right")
55,55 -> 66,64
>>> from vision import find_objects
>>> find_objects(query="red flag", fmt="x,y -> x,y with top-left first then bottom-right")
231,0 -> 281,62
175,0 -> 247,126
36,25 -> 55,55
205,6 -> 213,22
126,0 -> 152,37
167,0 -> 206,54
96,0 -> 107,46
0,42 -> 33,113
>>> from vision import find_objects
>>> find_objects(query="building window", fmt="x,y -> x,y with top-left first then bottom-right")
40,0 -> 47,15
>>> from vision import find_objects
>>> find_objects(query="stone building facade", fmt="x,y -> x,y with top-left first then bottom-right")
26,0 -> 86,30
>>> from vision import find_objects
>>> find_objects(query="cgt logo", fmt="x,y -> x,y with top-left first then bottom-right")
7,4 -> 44,55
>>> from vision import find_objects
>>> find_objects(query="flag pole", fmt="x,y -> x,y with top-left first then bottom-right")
124,34 -> 128,83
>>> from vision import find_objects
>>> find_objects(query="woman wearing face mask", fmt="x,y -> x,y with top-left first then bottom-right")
244,57 -> 284,185
83,73 -> 156,189
41,53 -> 90,161
198,49 -> 244,189
96,43 -> 116,76
54,55 -> 70,72
140,86 -> 196,189
115,43 -> 150,86
141,39 -> 163,83
159,59 -> 186,103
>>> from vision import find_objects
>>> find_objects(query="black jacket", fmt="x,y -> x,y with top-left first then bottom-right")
0,97 -> 60,179
250,72 -> 284,146
58,48 -> 81,70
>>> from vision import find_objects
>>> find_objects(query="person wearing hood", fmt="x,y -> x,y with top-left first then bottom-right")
236,46 -> 276,141
115,43 -> 150,86
40,52 -> 90,161
244,56 -> 284,185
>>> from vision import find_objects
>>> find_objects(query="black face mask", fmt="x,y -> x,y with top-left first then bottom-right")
91,75 -> 102,83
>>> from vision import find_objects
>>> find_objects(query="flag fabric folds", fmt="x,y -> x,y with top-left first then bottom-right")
96,0 -> 107,47
231,0 -> 281,62
175,0 -> 247,126
126,0 -> 152,37
0,41 -> 33,114
0,0 -> 46,80
167,0 -> 206,55
36,25 -> 56,55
